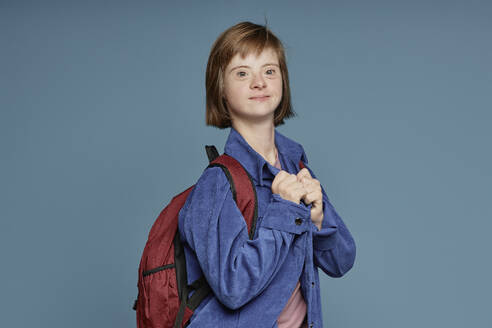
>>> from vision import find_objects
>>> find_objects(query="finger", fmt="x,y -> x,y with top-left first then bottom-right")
299,177 -> 320,193
272,170 -> 289,190
275,173 -> 299,194
302,190 -> 323,206
278,171 -> 297,183
296,168 -> 312,181
294,185 -> 309,201
285,180 -> 307,196
275,170 -> 289,180
279,174 -> 299,188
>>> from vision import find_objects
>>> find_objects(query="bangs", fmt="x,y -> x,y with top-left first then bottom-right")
223,26 -> 282,67
235,30 -> 273,58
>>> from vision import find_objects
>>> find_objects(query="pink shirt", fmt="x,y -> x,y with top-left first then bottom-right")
273,152 -> 308,328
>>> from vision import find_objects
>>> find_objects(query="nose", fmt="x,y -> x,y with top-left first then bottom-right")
250,72 -> 266,89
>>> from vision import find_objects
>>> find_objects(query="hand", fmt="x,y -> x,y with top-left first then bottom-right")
271,170 -> 307,205
297,168 -> 324,230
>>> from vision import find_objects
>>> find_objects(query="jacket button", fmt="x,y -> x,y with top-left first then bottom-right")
311,282 -> 315,287
309,323 -> 314,328
295,218 -> 302,225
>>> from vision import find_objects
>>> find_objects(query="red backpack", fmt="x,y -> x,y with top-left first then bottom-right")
133,145 -> 306,328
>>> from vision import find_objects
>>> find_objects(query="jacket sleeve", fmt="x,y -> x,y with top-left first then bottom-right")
303,164 -> 356,278
178,166 -> 312,310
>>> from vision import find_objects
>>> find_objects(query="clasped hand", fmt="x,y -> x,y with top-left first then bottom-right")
271,168 -> 324,230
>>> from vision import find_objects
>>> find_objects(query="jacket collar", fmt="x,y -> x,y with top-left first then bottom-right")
223,126 -> 308,187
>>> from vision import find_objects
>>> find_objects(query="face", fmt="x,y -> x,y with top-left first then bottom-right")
222,48 -> 283,125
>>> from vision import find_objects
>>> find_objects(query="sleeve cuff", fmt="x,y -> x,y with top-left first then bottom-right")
312,198 -> 339,250
260,193 -> 312,235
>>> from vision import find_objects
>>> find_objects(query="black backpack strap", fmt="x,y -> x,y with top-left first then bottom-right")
174,234 -> 189,301
186,276 -> 212,310
173,276 -> 212,327
174,298 -> 188,328
173,232 -> 190,328
205,145 -> 220,163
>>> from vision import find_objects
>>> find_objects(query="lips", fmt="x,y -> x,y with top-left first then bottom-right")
249,95 -> 270,100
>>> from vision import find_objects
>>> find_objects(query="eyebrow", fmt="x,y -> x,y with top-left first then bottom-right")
228,63 -> 280,74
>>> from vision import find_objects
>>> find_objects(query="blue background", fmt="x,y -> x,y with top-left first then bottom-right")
1,0 -> 491,327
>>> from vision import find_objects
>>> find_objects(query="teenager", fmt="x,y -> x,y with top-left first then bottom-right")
177,21 -> 356,328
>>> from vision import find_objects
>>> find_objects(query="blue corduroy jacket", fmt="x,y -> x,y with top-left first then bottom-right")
178,127 -> 356,328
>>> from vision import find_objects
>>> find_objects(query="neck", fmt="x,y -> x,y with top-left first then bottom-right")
232,120 -> 277,166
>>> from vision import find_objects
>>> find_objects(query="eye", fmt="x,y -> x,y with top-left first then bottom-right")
266,69 -> 276,75
236,71 -> 247,77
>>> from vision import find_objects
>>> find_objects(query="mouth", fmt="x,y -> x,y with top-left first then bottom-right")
249,95 -> 270,101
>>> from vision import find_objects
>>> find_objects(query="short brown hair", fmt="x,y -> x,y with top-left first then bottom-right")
205,21 -> 297,129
